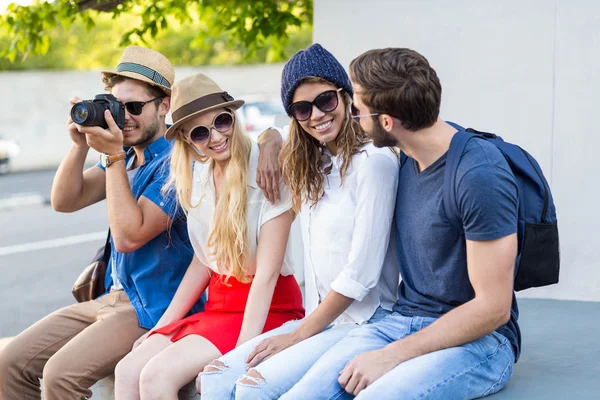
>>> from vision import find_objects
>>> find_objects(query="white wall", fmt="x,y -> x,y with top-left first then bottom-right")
314,0 -> 600,301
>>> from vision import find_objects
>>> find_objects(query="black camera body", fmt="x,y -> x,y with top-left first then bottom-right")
70,94 -> 126,130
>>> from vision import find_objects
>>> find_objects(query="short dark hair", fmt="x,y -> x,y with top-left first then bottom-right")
349,48 -> 441,131
102,74 -> 168,100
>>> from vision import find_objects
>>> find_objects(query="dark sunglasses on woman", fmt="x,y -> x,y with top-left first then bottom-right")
288,88 -> 343,122
186,111 -> 235,143
124,97 -> 164,115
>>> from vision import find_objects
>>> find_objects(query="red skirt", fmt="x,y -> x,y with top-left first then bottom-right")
149,273 -> 305,354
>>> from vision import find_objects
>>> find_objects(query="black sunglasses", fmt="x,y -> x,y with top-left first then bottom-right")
124,97 -> 164,115
186,111 -> 235,143
288,88 -> 343,122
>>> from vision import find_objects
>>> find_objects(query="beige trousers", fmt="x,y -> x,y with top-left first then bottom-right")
0,290 -> 147,400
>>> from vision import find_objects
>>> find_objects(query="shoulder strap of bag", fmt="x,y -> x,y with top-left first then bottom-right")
102,230 -> 111,263
443,124 -> 476,232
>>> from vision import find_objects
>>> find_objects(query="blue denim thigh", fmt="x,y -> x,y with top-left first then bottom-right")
200,319 -> 303,400
355,329 -> 515,400
280,309 -> 406,400
234,323 -> 358,400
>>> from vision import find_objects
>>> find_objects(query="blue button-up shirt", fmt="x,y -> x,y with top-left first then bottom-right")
98,136 -> 203,329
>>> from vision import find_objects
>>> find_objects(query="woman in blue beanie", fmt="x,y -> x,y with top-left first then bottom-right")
199,43 -> 400,399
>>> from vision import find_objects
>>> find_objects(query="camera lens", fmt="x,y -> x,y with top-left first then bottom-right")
71,104 -> 90,124
70,95 -> 123,129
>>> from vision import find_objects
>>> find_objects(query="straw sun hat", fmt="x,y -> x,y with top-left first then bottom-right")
101,46 -> 174,96
165,74 -> 245,140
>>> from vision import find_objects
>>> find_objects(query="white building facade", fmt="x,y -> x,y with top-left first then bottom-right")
314,0 -> 600,301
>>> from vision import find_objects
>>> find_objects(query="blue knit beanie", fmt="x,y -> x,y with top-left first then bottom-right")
281,43 -> 353,117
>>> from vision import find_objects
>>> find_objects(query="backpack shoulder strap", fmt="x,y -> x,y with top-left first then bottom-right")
103,229 -> 112,263
443,124 -> 476,231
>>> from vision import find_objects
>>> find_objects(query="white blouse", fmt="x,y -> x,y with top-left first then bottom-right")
187,141 -> 296,276
302,143 -> 400,325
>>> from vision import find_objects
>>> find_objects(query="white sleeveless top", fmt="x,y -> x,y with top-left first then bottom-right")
186,141 -> 296,276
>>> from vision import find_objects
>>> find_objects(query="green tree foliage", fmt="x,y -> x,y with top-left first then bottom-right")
0,0 -> 313,67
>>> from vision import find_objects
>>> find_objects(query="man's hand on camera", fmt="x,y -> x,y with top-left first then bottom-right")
78,110 -> 124,155
67,96 -> 89,149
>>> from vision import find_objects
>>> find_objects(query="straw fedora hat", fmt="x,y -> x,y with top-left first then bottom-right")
101,46 -> 174,96
165,74 -> 245,140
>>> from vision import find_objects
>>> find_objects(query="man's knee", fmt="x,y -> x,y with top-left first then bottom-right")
0,348 -> 17,391
0,339 -> 44,396
42,355 -> 70,391
0,344 -> 16,375
0,340 -> 28,381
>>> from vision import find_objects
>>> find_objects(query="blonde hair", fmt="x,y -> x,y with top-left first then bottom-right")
165,110 -> 253,283
280,77 -> 369,212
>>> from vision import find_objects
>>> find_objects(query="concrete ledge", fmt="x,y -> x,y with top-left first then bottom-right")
89,376 -> 199,400
88,376 -> 199,400
490,299 -> 600,399
2,299 -> 598,399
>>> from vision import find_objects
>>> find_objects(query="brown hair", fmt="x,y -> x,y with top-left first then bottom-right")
349,48 -> 441,131
280,76 -> 369,212
102,74 -> 168,100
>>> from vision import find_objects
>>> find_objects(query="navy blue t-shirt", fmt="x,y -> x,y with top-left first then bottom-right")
393,137 -> 521,359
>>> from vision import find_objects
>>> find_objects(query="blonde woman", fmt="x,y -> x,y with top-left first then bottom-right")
113,74 -> 304,400
200,44 -> 399,400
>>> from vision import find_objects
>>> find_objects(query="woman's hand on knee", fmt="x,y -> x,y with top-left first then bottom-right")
245,333 -> 299,369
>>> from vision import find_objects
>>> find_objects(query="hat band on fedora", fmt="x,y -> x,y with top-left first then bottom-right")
117,62 -> 171,88
172,92 -> 235,123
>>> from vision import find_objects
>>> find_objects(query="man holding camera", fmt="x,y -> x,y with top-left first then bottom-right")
0,45 -> 195,400
0,46 -> 283,400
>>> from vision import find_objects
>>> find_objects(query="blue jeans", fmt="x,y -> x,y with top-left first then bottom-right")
280,312 -> 515,400
200,308 -> 390,400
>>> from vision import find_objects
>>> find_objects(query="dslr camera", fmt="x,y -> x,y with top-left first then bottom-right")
70,94 -> 126,130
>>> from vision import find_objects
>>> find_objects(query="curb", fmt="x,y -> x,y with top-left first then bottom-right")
0,194 -> 50,211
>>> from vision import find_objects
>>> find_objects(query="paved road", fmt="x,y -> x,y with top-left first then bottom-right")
0,168 -> 108,337
0,166 -> 95,201
0,169 -> 55,200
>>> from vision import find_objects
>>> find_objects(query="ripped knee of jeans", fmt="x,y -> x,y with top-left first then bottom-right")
201,359 -> 228,375
236,369 -> 266,387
